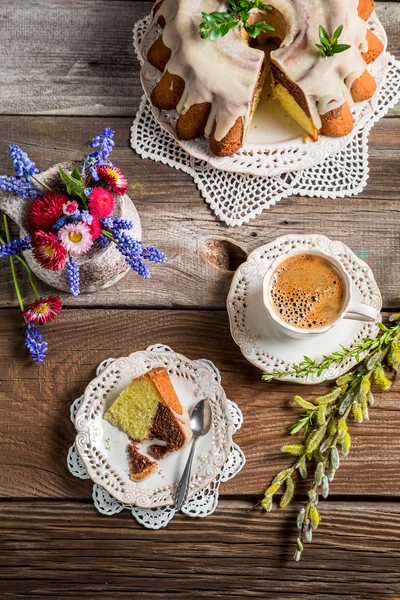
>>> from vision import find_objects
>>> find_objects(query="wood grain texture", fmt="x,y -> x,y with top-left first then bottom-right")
1,499 -> 400,599
0,1 -> 398,116
0,116 -> 399,309
1,308 -> 400,499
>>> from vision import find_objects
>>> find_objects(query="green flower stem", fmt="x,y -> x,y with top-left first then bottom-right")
30,173 -> 53,193
0,233 -> 40,300
3,215 -> 24,312
263,324 -> 400,382
101,229 -> 114,240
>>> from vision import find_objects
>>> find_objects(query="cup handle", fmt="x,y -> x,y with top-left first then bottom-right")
344,301 -> 379,323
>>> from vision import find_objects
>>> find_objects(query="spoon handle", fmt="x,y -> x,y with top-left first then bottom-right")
175,437 -> 198,511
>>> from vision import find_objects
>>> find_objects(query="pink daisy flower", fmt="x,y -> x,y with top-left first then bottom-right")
58,222 -> 93,256
23,295 -> 62,325
63,200 -> 79,216
88,187 -> 115,219
31,231 -> 67,271
97,165 -> 128,196
89,217 -> 102,241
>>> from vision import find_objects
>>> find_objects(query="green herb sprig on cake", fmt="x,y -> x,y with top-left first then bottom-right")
199,0 -> 275,41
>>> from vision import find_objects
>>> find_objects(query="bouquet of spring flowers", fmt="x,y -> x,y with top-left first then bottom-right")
0,129 -> 166,363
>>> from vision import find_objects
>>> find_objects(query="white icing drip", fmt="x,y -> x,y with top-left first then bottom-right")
153,0 -> 369,137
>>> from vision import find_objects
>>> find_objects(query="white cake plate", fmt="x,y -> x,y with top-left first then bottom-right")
227,235 -> 382,384
73,347 -> 234,508
139,12 -> 389,177
68,349 -> 245,529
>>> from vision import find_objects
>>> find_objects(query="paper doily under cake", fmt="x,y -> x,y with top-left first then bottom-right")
131,16 -> 400,227
67,347 -> 245,529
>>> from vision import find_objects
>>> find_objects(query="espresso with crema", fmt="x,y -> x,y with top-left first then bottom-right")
269,253 -> 346,330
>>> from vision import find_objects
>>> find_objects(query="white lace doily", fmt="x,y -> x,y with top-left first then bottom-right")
67,348 -> 245,529
131,16 -> 400,227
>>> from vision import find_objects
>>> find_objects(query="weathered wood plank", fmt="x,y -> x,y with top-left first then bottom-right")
0,116 -> 399,309
1,308 -> 399,499
1,499 -> 400,599
0,1 -> 398,116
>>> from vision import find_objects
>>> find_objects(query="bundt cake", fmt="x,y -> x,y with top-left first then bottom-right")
144,0 -> 384,157
104,366 -> 191,481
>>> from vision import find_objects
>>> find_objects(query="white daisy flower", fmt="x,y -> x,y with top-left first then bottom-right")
58,222 -> 93,256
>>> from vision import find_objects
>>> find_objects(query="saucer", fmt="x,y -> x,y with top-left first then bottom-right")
227,234 -> 382,384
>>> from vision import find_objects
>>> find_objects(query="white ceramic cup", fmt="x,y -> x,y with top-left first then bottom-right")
262,248 -> 379,339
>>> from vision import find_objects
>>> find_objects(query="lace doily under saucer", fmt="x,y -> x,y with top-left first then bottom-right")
131,16 -> 400,227
67,346 -> 245,529
227,235 -> 382,385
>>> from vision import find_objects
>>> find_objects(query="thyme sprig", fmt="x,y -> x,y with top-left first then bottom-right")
262,322 -> 400,382
316,24 -> 351,58
261,317 -> 400,560
199,0 -> 274,41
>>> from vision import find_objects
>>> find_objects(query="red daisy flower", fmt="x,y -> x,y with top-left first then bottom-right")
28,192 -> 69,232
31,231 -> 67,271
22,295 -> 62,325
97,165 -> 128,196
89,217 -> 102,241
88,187 -> 115,219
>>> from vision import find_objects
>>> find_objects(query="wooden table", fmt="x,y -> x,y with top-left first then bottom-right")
1,1 -> 400,598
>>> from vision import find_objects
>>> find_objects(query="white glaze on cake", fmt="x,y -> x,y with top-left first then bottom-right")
153,0 -> 369,139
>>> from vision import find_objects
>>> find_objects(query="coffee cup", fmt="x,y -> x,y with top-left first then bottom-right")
262,248 -> 379,339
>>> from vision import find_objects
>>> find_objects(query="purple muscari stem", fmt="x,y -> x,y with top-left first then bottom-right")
0,175 -> 41,198
114,231 -> 143,254
141,246 -> 167,264
101,217 -> 134,235
66,256 -> 80,296
97,234 -> 110,248
0,237 -> 31,258
111,219 -> 134,234
101,217 -> 114,229
115,247 -> 151,279
9,144 -> 39,179
81,128 -> 115,178
24,322 -> 47,363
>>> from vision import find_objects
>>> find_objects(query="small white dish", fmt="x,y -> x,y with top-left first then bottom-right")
227,234 -> 382,384
74,349 -> 233,507
139,13 -> 388,177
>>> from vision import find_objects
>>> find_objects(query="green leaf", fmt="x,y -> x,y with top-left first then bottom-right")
332,24 -> 343,41
71,166 -> 83,183
288,417 -> 309,436
332,43 -> 351,54
59,166 -> 86,201
210,27 -> 220,41
319,25 -> 330,42
201,12 -> 214,25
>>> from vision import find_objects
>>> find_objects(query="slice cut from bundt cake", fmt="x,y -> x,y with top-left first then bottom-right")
144,0 -> 383,156
127,443 -> 158,481
104,366 -> 191,480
